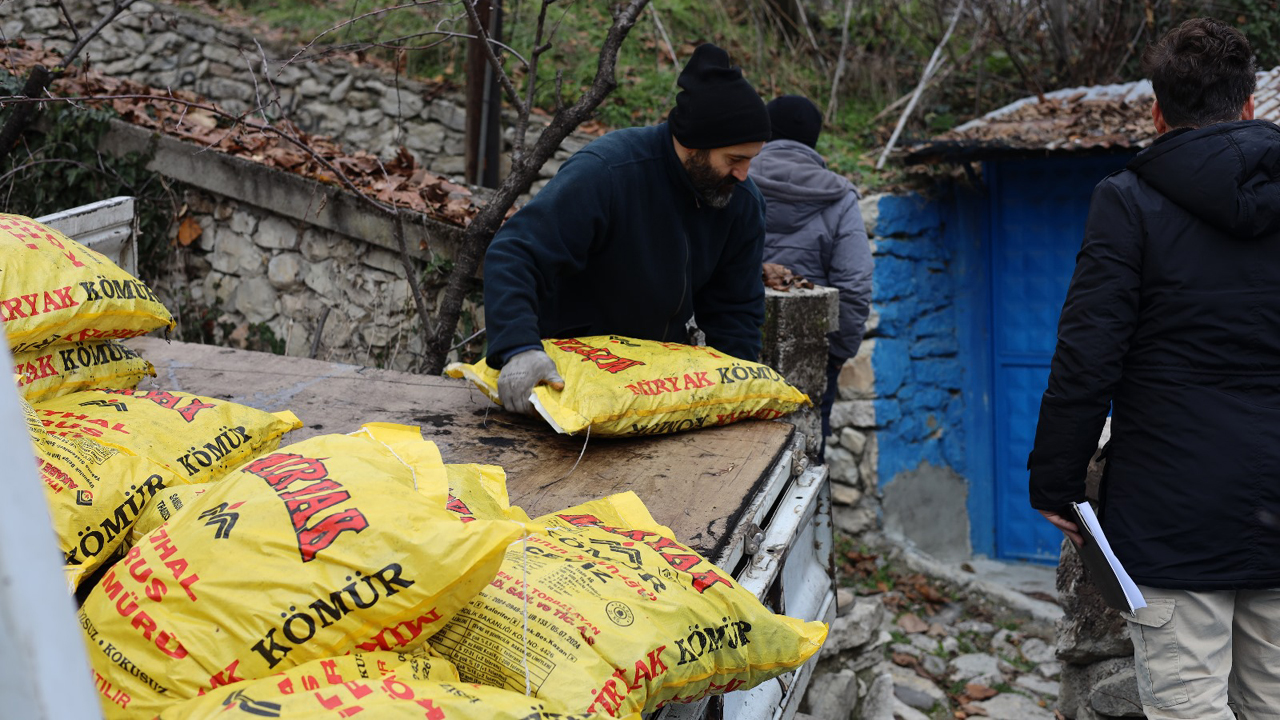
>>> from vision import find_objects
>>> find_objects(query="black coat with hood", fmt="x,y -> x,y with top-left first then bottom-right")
1028,119 -> 1280,590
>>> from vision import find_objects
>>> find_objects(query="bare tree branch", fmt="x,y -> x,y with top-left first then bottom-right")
877,0 -> 966,169
55,0 -> 82,44
423,0 -> 653,374
514,0 -> 555,162
0,0 -> 138,164
60,0 -> 137,71
282,0 -> 446,71
825,0 -> 855,123
461,0 -> 526,114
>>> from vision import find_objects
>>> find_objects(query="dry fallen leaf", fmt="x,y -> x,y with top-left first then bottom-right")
964,683 -> 999,700
896,613 -> 929,634
176,216 -> 203,247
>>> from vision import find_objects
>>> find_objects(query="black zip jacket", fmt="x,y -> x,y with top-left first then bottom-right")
1029,119 -> 1280,589
483,123 -> 766,367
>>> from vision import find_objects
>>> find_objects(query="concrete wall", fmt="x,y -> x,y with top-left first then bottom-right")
826,192 -> 970,557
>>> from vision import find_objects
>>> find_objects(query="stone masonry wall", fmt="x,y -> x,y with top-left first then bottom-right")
826,192 -> 968,555
5,0 -> 602,368
157,186 -> 463,369
6,0 -> 592,194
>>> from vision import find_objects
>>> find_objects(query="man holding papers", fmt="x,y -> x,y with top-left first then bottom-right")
1027,17 -> 1280,720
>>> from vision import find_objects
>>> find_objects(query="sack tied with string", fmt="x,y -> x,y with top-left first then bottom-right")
79,423 -> 523,720
428,491 -> 828,717
446,335 -> 810,436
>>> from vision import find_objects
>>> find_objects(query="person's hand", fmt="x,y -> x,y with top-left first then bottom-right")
1039,509 -> 1083,547
497,349 -> 565,415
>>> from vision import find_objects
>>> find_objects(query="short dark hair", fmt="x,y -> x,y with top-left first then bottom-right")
1141,17 -> 1257,129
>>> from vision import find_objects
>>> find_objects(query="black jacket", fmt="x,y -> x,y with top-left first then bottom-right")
1029,120 -> 1280,590
483,123 -> 766,367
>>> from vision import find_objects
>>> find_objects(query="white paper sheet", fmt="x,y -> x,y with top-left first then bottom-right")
1073,502 -> 1146,612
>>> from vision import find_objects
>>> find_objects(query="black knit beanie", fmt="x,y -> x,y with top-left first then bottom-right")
668,44 -> 770,149
767,95 -> 822,148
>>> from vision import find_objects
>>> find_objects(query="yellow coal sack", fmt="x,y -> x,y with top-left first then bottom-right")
79,423 -> 524,720
429,491 -> 827,716
14,339 -> 155,403
446,336 -> 809,436
23,390 -> 299,588
0,213 -> 174,355
34,388 -> 301,483
151,650 -> 460,718
159,675 -> 639,719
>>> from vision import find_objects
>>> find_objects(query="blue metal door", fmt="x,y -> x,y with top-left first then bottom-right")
987,156 -> 1131,562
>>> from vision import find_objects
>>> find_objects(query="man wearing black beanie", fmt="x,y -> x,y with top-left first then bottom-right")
749,95 -> 872,460
482,44 -> 774,414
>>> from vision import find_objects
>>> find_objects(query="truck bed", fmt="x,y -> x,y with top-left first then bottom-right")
127,338 -> 795,563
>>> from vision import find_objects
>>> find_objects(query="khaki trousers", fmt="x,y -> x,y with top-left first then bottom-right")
1125,586 -> 1280,720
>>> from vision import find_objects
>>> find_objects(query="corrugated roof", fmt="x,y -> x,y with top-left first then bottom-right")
905,66 -> 1280,163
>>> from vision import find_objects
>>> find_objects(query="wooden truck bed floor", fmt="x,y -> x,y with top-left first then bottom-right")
127,338 -> 794,560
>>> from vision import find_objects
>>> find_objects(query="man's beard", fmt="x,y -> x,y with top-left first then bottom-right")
684,150 -> 738,209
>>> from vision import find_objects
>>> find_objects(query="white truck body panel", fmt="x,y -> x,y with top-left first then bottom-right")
36,196 -> 138,276
0,339 -> 104,719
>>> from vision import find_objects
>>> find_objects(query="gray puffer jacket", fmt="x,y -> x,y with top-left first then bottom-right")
748,139 -> 872,359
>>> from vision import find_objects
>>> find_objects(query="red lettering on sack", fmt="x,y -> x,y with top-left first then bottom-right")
242,454 -> 369,562
446,493 -> 476,522
0,286 -> 80,324
548,338 -> 646,374
176,397 -> 216,422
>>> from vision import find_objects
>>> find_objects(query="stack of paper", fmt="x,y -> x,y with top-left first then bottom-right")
1070,502 -> 1146,613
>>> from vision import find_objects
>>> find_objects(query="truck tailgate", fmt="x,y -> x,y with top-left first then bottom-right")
126,337 -> 794,561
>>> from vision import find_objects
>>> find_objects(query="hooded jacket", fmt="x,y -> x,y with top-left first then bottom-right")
484,123 -> 766,367
748,140 -> 872,359
1029,119 -> 1280,589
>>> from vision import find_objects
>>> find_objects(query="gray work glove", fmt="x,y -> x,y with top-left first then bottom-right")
497,349 -> 565,415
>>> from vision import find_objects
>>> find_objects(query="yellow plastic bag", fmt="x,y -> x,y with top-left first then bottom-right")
146,649 -> 459,718
126,483 -> 212,547
446,463 -> 533,525
23,390 -> 300,588
430,491 -> 828,716
33,388 -> 302,483
446,336 -> 809,436
14,339 -> 155,403
80,423 -> 524,720
128,452 -> 527,546
158,674 -> 640,719
0,213 -> 174,355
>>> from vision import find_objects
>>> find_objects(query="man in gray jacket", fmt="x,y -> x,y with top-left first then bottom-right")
749,95 -> 873,458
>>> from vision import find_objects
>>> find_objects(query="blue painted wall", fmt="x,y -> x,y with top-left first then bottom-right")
865,156 -> 1132,560
867,192 -> 968,490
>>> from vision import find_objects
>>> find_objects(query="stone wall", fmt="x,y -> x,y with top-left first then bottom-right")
6,0 -> 591,194
1055,428 -> 1143,720
826,192 -> 968,555
6,0 -> 605,368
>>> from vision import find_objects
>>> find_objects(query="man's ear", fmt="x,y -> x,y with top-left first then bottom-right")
1242,94 -> 1256,120
1152,99 -> 1169,134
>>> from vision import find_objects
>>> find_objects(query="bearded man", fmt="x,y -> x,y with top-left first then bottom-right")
482,44 -> 772,414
